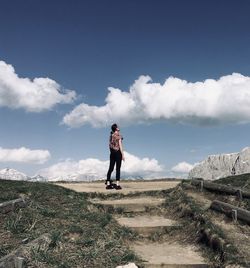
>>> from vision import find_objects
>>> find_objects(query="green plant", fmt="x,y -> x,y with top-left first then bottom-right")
0,179 -> 140,267
49,230 -> 62,249
68,224 -> 83,234
81,211 -> 112,228
39,206 -> 57,218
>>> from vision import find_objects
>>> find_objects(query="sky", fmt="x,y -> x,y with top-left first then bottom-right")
0,0 -> 250,179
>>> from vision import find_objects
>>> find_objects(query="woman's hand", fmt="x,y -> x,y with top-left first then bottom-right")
122,154 -> 125,161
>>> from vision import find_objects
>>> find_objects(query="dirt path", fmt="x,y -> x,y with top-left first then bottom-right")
132,241 -> 207,267
56,180 -> 180,194
90,191 -> 209,267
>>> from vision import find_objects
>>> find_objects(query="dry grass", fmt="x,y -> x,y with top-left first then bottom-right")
0,179 -> 140,267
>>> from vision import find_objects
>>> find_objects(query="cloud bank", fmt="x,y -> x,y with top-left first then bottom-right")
171,161 -> 194,173
63,73 -> 250,127
0,147 -> 51,164
38,151 -> 163,181
0,60 -> 76,112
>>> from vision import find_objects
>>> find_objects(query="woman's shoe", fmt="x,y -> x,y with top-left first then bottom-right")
115,185 -> 122,190
106,184 -> 114,190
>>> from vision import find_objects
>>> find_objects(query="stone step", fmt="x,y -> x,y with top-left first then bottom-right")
141,265 -> 208,268
132,241 -> 208,268
115,215 -> 179,236
56,180 -> 180,195
91,197 -> 165,213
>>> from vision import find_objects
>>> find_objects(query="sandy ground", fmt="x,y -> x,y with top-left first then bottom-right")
55,180 -> 180,194
115,215 -> 177,228
91,197 -> 165,205
132,241 -> 207,266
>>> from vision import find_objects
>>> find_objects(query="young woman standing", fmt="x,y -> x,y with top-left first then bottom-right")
106,123 -> 125,190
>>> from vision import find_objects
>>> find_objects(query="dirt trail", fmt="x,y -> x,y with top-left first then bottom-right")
89,183 -> 209,267
132,241 -> 207,267
55,180 -> 180,194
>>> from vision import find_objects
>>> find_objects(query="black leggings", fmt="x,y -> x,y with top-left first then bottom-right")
107,149 -> 122,181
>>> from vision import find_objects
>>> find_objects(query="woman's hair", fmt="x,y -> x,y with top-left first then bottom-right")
110,123 -> 123,141
111,123 -> 118,133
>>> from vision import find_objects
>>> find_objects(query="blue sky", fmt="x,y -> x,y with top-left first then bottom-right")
0,0 -> 250,178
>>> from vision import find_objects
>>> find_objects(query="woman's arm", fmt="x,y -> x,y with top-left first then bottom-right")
119,139 -> 125,161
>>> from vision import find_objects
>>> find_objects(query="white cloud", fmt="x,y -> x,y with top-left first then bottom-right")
171,161 -> 194,173
0,60 -> 76,112
63,73 -> 250,128
0,147 -> 51,164
38,151 -> 164,181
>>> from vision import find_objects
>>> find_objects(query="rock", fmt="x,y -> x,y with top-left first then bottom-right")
0,198 -> 28,214
189,147 -> 250,180
116,263 -> 138,268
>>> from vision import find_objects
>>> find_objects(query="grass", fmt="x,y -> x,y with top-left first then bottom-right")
2,176 -> 248,267
163,184 -> 248,267
87,188 -> 172,201
215,173 -> 250,210
216,173 -> 250,191
0,179 -> 140,267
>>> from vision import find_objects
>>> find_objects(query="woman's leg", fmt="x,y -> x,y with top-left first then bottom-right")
107,151 -> 115,183
115,150 -> 122,181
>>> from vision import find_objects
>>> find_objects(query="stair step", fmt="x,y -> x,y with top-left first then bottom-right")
56,180 -> 180,195
91,197 -> 165,212
115,215 -> 178,236
132,241 -> 208,268
142,265 -> 208,268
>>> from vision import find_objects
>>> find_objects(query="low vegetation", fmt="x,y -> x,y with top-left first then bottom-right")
216,173 -> 250,210
1,174 -> 249,267
164,184 -> 243,267
0,179 -> 139,267
216,173 -> 250,191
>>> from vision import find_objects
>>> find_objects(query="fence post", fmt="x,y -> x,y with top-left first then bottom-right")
200,181 -> 204,192
232,209 -> 237,222
236,189 -> 243,201
15,257 -> 25,268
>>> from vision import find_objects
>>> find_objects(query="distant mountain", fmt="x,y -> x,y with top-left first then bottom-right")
0,168 -> 30,181
46,173 -> 145,182
31,174 -> 47,182
0,168 -> 146,182
122,175 -> 144,180
189,147 -> 250,180
47,172 -> 103,182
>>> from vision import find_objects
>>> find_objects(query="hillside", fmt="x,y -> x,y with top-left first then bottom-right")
1,175 -> 250,267
0,179 -> 138,267
216,173 -> 250,191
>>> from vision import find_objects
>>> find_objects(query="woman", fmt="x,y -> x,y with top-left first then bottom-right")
106,123 -> 125,190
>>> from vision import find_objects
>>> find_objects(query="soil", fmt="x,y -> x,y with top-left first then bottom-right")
115,215 -> 178,228
55,180 -> 180,194
90,192 -> 208,267
132,241 -> 207,266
